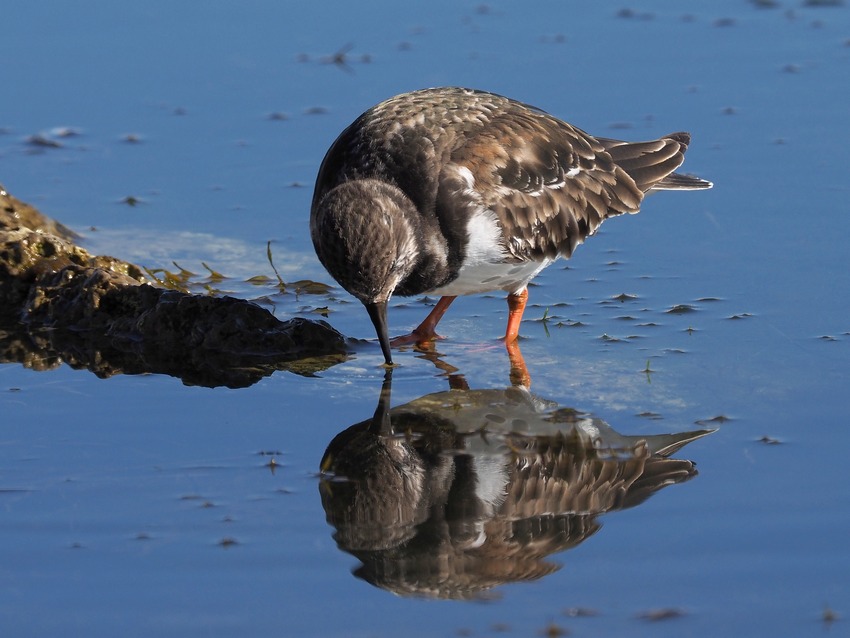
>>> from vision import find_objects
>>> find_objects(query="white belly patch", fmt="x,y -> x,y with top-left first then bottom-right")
430,257 -> 554,296
428,204 -> 555,296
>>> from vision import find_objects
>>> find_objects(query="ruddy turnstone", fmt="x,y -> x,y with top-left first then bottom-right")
311,87 -> 711,365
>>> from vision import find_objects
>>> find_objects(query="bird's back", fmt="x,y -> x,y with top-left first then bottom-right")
313,87 -> 710,263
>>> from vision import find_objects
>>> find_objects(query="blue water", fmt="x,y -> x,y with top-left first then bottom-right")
2,1 -> 849,636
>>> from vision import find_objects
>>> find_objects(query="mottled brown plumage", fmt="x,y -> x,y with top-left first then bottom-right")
311,87 -> 711,364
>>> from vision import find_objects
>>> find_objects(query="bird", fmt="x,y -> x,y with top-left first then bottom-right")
310,87 -> 712,365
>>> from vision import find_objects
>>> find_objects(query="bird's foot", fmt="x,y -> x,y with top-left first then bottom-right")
389,330 -> 445,348
390,296 -> 456,349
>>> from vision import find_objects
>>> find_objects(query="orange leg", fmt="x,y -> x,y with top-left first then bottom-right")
502,289 -> 528,343
390,296 -> 457,346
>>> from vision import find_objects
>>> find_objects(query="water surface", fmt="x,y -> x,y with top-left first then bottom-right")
2,1 -> 849,636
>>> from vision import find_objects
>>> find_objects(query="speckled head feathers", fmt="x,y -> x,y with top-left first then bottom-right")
311,178 -> 420,305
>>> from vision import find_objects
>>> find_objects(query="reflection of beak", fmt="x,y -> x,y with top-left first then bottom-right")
366,301 -> 393,366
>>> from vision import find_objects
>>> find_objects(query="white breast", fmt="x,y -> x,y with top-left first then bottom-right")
428,208 -> 556,297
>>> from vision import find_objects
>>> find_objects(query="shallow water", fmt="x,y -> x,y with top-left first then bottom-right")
2,1 -> 850,636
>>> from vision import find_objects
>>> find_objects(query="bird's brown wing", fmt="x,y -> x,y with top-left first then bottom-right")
451,106 -> 690,260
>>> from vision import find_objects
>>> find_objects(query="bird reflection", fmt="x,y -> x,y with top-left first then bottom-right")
319,370 -> 713,599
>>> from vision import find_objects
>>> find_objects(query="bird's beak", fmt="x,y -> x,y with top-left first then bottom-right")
366,300 -> 394,366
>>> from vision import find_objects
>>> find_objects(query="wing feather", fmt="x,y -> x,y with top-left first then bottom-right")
450,103 -> 648,260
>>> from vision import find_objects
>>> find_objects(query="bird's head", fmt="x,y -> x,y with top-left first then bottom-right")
311,179 -> 420,365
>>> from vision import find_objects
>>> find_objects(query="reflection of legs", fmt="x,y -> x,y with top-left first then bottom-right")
412,345 -> 470,390
503,289 -> 528,342
390,296 -> 457,346
506,340 -> 531,388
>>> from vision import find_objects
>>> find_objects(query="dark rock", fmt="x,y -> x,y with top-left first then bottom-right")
0,184 -> 349,387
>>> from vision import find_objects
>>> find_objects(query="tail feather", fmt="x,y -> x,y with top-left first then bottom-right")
627,153 -> 689,191
654,172 -> 713,191
599,131 -> 712,193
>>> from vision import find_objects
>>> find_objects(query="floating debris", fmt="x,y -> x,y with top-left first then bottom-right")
201,262 -> 227,283
822,605 -> 839,624
49,126 -> 82,138
616,8 -> 655,20
557,319 -> 585,328
636,411 -> 664,420
562,607 -> 599,618
696,415 -> 731,426
666,304 -> 698,314
25,134 -> 63,148
119,195 -> 143,206
246,274 -> 274,286
637,607 -> 686,621
539,622 -> 569,637
318,43 -> 371,72
539,34 -> 567,44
